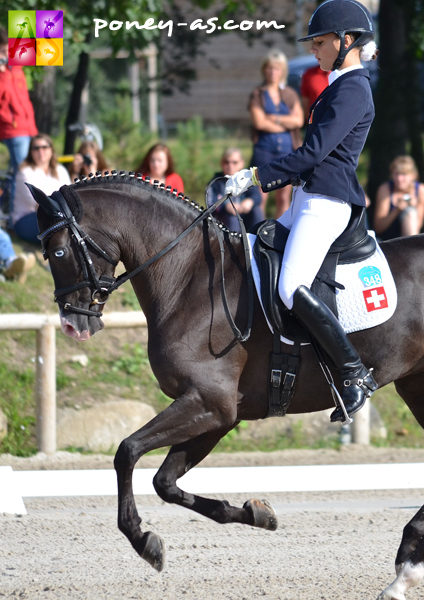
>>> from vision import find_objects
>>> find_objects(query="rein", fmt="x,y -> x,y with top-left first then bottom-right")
38,179 -> 254,342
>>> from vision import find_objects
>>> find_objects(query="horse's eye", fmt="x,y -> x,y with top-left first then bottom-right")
54,250 -> 65,258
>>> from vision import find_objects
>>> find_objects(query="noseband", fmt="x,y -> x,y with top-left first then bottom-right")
37,181 -> 253,341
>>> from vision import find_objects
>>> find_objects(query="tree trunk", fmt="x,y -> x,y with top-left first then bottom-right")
64,50 -> 90,154
29,67 -> 55,135
367,0 -> 408,203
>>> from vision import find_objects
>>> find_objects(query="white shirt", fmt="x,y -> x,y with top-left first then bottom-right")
13,164 -> 71,224
328,64 -> 364,86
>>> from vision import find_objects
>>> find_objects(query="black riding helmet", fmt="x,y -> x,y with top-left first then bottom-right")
298,0 -> 375,70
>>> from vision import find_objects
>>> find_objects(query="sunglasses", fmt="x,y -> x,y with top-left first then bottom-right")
32,145 -> 51,151
223,160 -> 241,165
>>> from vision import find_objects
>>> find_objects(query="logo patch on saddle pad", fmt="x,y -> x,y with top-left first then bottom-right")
362,286 -> 388,312
358,265 -> 382,288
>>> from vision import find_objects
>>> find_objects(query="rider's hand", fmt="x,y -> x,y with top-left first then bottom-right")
225,168 -> 259,197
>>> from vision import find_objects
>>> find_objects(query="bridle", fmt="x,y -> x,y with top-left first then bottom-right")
38,190 -> 118,318
37,180 -> 254,342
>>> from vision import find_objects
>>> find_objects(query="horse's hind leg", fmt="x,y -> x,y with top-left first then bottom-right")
377,374 -> 424,600
114,391 -> 237,571
153,429 -> 278,529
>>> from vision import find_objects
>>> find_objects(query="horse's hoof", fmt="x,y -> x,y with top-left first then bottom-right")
139,531 -> 166,572
243,498 -> 278,531
377,587 -> 406,600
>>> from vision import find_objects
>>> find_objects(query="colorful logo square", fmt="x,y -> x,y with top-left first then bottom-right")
36,11 -> 63,39
36,38 -> 63,66
8,11 -> 36,39
8,38 -> 36,66
7,10 -> 64,67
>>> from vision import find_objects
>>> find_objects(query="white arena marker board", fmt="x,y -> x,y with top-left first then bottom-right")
11,463 -> 424,498
0,466 -> 27,514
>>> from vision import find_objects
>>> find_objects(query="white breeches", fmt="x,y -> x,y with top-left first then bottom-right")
278,186 -> 352,309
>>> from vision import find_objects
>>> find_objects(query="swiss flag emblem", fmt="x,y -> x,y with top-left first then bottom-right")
363,286 -> 388,312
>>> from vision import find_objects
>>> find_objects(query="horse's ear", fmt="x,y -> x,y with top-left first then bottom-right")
25,183 -> 63,218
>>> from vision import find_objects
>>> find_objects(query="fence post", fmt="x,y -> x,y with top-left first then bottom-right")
351,399 -> 370,444
35,324 -> 56,454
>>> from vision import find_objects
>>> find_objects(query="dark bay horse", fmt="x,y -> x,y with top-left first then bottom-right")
32,174 -> 424,600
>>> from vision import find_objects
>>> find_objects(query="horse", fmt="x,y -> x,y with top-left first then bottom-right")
31,173 -> 424,600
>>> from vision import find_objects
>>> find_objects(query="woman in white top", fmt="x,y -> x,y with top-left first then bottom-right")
13,133 -> 71,244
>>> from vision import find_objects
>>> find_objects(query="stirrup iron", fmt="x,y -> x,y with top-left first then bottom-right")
308,334 -> 353,426
329,382 -> 353,426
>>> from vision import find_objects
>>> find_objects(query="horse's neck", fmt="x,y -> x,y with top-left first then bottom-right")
110,190 -> 207,321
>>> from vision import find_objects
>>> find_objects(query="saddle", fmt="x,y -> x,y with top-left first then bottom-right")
252,205 -> 376,344
251,205 -> 376,417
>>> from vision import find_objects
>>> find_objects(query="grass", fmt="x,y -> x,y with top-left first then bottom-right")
371,383 -> 424,447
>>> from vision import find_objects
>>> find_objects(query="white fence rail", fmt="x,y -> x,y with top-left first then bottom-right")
0,312 -> 146,455
0,311 -> 370,455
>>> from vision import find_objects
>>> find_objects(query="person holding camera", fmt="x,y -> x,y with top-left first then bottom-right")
68,140 -> 109,181
12,134 -> 71,244
374,155 -> 424,240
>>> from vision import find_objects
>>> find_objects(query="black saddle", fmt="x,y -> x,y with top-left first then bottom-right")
252,205 -> 376,344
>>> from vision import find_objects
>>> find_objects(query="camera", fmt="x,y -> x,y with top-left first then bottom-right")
82,154 -> 92,167
403,194 -> 411,203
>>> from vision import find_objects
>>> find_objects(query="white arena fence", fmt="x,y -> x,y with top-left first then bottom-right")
0,311 -> 370,455
0,312 -> 146,454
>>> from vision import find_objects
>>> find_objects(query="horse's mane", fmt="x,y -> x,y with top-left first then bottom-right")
70,170 -> 242,238
37,170 -> 243,244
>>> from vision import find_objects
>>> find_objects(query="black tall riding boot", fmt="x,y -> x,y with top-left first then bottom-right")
291,286 -> 378,422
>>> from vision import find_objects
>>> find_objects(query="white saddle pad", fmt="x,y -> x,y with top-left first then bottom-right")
248,231 -> 397,346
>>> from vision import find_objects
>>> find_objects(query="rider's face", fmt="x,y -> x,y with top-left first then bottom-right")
310,33 -> 340,71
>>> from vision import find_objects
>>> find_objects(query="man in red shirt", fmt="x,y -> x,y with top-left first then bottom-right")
0,28 -> 37,224
300,64 -> 329,122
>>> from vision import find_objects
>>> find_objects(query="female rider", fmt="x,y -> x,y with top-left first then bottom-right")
225,0 -> 379,422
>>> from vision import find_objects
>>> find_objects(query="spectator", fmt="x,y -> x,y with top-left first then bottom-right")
135,143 -> 184,194
0,27 -> 38,226
13,134 -> 71,244
300,64 -> 329,122
207,148 -> 263,232
248,50 -> 303,218
374,156 -> 424,240
0,227 -> 35,283
68,140 -> 109,181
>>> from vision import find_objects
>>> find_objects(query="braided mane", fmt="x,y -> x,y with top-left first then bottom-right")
70,170 -> 242,239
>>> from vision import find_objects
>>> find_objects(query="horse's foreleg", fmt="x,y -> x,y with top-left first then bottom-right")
377,537 -> 424,600
114,392 -> 236,571
153,430 -> 278,530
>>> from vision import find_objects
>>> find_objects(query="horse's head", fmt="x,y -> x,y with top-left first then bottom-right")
30,184 -> 120,342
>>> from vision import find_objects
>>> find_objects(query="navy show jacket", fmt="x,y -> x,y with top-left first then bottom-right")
257,69 -> 374,207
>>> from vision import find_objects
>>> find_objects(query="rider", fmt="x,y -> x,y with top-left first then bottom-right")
225,0 -> 379,422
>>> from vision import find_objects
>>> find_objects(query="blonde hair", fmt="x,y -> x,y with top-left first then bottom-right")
389,156 -> 418,180
261,50 -> 288,84
221,147 -> 243,162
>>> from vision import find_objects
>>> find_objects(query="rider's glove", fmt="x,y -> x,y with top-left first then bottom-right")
225,167 -> 260,197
